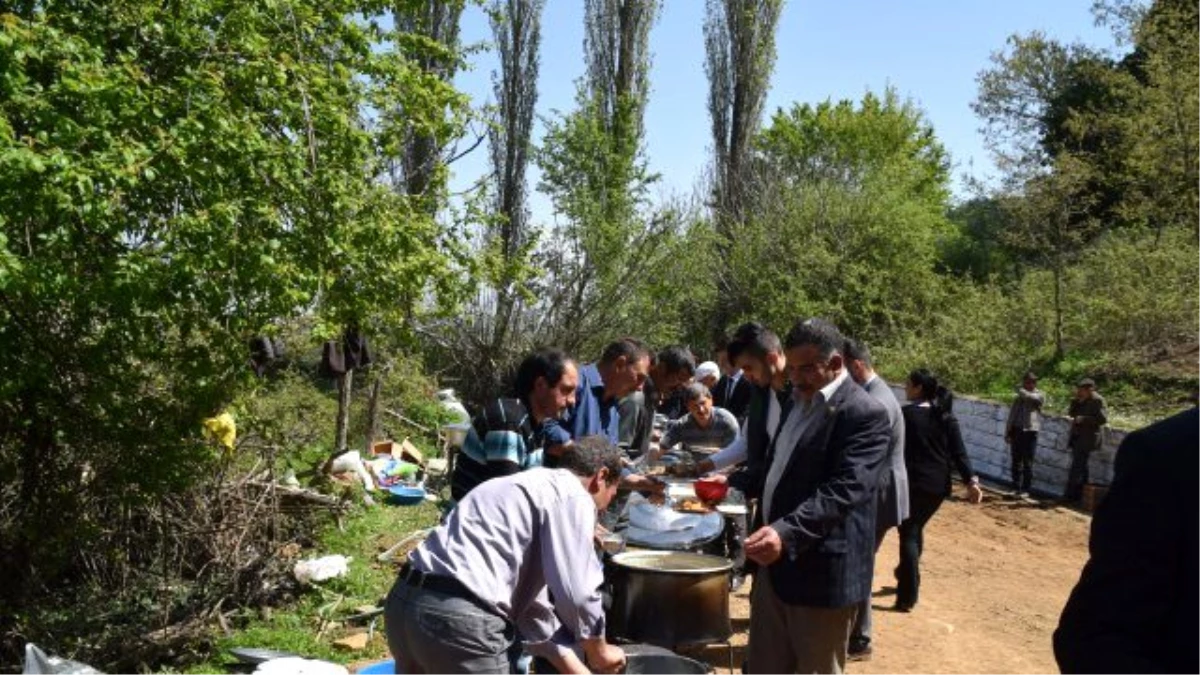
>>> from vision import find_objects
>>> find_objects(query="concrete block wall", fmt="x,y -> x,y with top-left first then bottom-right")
891,386 -> 1127,497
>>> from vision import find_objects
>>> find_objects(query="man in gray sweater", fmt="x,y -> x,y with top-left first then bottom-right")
1005,371 -> 1045,496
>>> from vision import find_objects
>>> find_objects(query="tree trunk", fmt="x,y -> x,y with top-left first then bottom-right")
1052,262 -> 1065,360
334,369 -> 354,455
365,374 -> 382,453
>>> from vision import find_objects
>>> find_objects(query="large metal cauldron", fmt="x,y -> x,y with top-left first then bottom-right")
606,550 -> 732,647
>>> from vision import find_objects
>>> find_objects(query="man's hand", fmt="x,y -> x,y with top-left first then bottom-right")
744,525 -> 783,566
699,470 -> 726,484
594,523 -> 611,547
552,650 -> 590,674
966,482 -> 984,504
582,639 -> 625,674
697,458 -> 717,475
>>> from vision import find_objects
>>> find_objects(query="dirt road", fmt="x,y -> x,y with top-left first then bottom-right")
682,491 -> 1093,674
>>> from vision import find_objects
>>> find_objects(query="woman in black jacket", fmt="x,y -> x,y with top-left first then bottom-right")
896,369 -> 983,611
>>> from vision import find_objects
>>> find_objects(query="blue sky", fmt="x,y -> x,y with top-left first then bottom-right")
448,1 -> 1119,223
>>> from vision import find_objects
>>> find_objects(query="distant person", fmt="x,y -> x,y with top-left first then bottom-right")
742,319 -> 890,674
451,348 -> 576,501
1053,407 -> 1198,674
387,437 -> 628,674
698,323 -> 791,479
617,390 -> 651,461
1063,378 -> 1108,504
654,382 -> 740,464
698,323 -> 792,593
564,338 -> 661,494
648,345 -> 696,421
1005,371 -> 1045,496
712,335 -> 753,422
695,360 -> 721,391
897,369 -> 983,613
843,339 -> 909,661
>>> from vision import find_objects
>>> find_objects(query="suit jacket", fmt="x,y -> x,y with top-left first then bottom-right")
1067,394 -> 1108,453
713,373 -> 753,422
864,376 -> 910,529
1053,407 -> 1198,674
728,383 -> 791,498
756,376 -> 890,608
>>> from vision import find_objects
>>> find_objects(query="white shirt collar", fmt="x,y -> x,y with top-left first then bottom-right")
798,368 -> 850,412
820,368 -> 850,402
864,373 -> 878,388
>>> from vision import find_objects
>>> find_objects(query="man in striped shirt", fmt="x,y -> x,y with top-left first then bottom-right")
450,348 -> 578,501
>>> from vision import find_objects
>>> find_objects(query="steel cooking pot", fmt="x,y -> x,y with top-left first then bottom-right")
606,551 -> 732,647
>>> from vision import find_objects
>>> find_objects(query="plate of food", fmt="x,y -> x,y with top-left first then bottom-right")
675,497 -> 713,514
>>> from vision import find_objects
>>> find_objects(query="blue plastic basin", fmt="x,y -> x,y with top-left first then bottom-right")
384,485 -> 426,506
356,659 -> 396,674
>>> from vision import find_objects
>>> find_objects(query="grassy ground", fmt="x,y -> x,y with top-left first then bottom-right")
174,500 -> 441,674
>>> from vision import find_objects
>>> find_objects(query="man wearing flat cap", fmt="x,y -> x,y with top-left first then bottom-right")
1005,371 -> 1045,496
1065,378 -> 1108,503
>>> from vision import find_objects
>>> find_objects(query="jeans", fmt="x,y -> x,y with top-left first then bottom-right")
895,489 -> 945,609
1011,430 -> 1038,492
385,576 -> 514,674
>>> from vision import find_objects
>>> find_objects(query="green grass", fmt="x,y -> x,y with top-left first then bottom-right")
171,501 -> 441,674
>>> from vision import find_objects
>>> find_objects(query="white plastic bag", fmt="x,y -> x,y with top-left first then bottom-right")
293,555 -> 351,585
22,644 -> 100,674
330,451 -> 375,492
254,657 -> 348,675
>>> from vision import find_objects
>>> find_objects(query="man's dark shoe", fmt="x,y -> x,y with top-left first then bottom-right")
847,645 -> 873,662
893,600 -> 914,613
847,638 -> 872,662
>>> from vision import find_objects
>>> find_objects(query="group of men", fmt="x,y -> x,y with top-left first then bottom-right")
388,316 -> 933,674
1004,371 -> 1109,502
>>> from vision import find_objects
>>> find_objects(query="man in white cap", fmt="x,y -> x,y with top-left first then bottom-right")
695,361 -> 721,391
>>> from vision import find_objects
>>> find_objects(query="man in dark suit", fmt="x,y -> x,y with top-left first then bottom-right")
713,336 -> 753,423
1053,407 -> 1198,674
843,339 -> 909,661
743,319 -> 890,674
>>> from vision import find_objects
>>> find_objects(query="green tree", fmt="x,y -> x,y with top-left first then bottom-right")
532,0 -> 677,357
0,0 -> 466,630
703,0 -> 784,337
941,197 -> 1020,281
486,0 -> 544,359
729,90 -> 952,341
1116,0 -> 1199,235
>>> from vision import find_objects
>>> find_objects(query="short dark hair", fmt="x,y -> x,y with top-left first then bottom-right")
727,322 -> 782,363
784,318 -> 844,359
682,381 -> 711,404
599,338 -> 651,367
557,435 -> 623,481
515,348 -> 574,403
656,345 -> 696,377
843,339 -> 873,369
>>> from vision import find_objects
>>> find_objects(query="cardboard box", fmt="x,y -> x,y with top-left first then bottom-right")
1081,483 -> 1109,513
398,438 -> 424,466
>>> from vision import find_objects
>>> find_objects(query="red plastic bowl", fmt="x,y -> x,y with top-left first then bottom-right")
694,478 -> 729,503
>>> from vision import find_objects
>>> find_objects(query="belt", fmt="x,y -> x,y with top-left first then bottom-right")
399,564 -> 498,617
